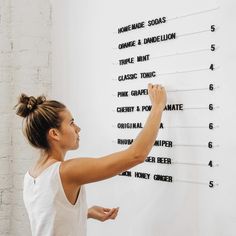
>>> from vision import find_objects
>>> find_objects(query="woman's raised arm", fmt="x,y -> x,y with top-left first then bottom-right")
61,84 -> 167,185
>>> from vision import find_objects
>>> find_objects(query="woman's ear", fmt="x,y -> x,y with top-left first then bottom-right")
48,128 -> 60,141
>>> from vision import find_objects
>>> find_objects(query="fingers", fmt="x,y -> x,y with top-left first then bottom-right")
102,207 -> 111,213
109,207 -> 119,219
148,83 -> 165,95
148,83 -> 164,90
148,83 -> 167,109
103,207 -> 119,221
148,83 -> 153,91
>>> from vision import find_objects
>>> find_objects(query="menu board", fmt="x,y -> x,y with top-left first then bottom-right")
52,0 -> 236,235
113,7 -> 220,188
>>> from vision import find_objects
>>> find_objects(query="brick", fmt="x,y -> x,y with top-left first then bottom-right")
13,174 -> 25,190
0,204 -> 11,219
0,126 -> 11,146
0,175 -> 12,189
11,129 -> 29,146
11,6 -> 51,24
38,67 -> 52,83
0,68 -> 12,82
11,22 -> 50,38
0,159 -> 10,175
11,206 -> 29,222
0,113 -> 12,130
11,0 -> 50,10
0,1 -> 10,25
0,23 -> 10,35
0,135 -> 11,146
12,67 -> 40,84
11,189 -> 23,206
0,51 -> 11,68
0,219 -> 10,234
10,218 -> 31,236
0,35 -> 11,52
10,116 -> 22,130
14,83 -> 51,100
12,144 -> 38,160
1,189 -> 11,205
12,159 -> 33,174
11,36 -> 51,52
0,82 -> 12,111
0,145 -> 11,158
12,51 -> 50,68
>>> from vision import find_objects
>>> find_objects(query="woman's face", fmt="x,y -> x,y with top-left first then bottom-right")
58,109 -> 81,151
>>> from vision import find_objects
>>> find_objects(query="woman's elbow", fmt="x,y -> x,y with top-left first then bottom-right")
128,147 -> 147,164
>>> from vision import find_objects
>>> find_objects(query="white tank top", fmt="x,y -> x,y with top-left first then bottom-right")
23,161 -> 88,236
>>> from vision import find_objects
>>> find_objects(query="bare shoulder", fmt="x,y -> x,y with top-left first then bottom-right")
59,157 -> 97,184
59,158 -> 82,182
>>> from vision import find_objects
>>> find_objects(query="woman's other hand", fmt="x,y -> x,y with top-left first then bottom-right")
88,205 -> 119,222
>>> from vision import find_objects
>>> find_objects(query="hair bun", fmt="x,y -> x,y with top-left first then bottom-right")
37,95 -> 46,105
27,96 -> 37,111
14,93 -> 46,118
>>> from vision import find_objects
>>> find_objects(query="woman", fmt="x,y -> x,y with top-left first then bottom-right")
14,83 -> 167,236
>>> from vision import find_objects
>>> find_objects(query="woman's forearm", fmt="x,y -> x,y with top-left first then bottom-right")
128,104 -> 164,160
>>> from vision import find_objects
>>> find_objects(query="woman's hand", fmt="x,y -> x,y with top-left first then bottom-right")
148,83 -> 167,111
87,205 -> 119,222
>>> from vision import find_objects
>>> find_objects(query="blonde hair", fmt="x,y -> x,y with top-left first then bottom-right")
14,94 -> 66,150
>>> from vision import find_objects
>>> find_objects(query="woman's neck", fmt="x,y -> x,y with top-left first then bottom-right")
39,149 -> 66,163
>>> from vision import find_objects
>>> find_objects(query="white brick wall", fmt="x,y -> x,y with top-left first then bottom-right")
0,0 -> 13,235
0,0 -> 52,235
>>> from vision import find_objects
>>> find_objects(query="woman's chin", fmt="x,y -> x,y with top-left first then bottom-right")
70,142 -> 79,150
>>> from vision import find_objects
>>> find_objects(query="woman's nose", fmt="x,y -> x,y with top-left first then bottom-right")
76,125 -> 81,133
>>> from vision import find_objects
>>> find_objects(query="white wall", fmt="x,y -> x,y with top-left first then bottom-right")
0,1 -> 12,234
51,0 -> 236,235
0,0 -> 52,235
